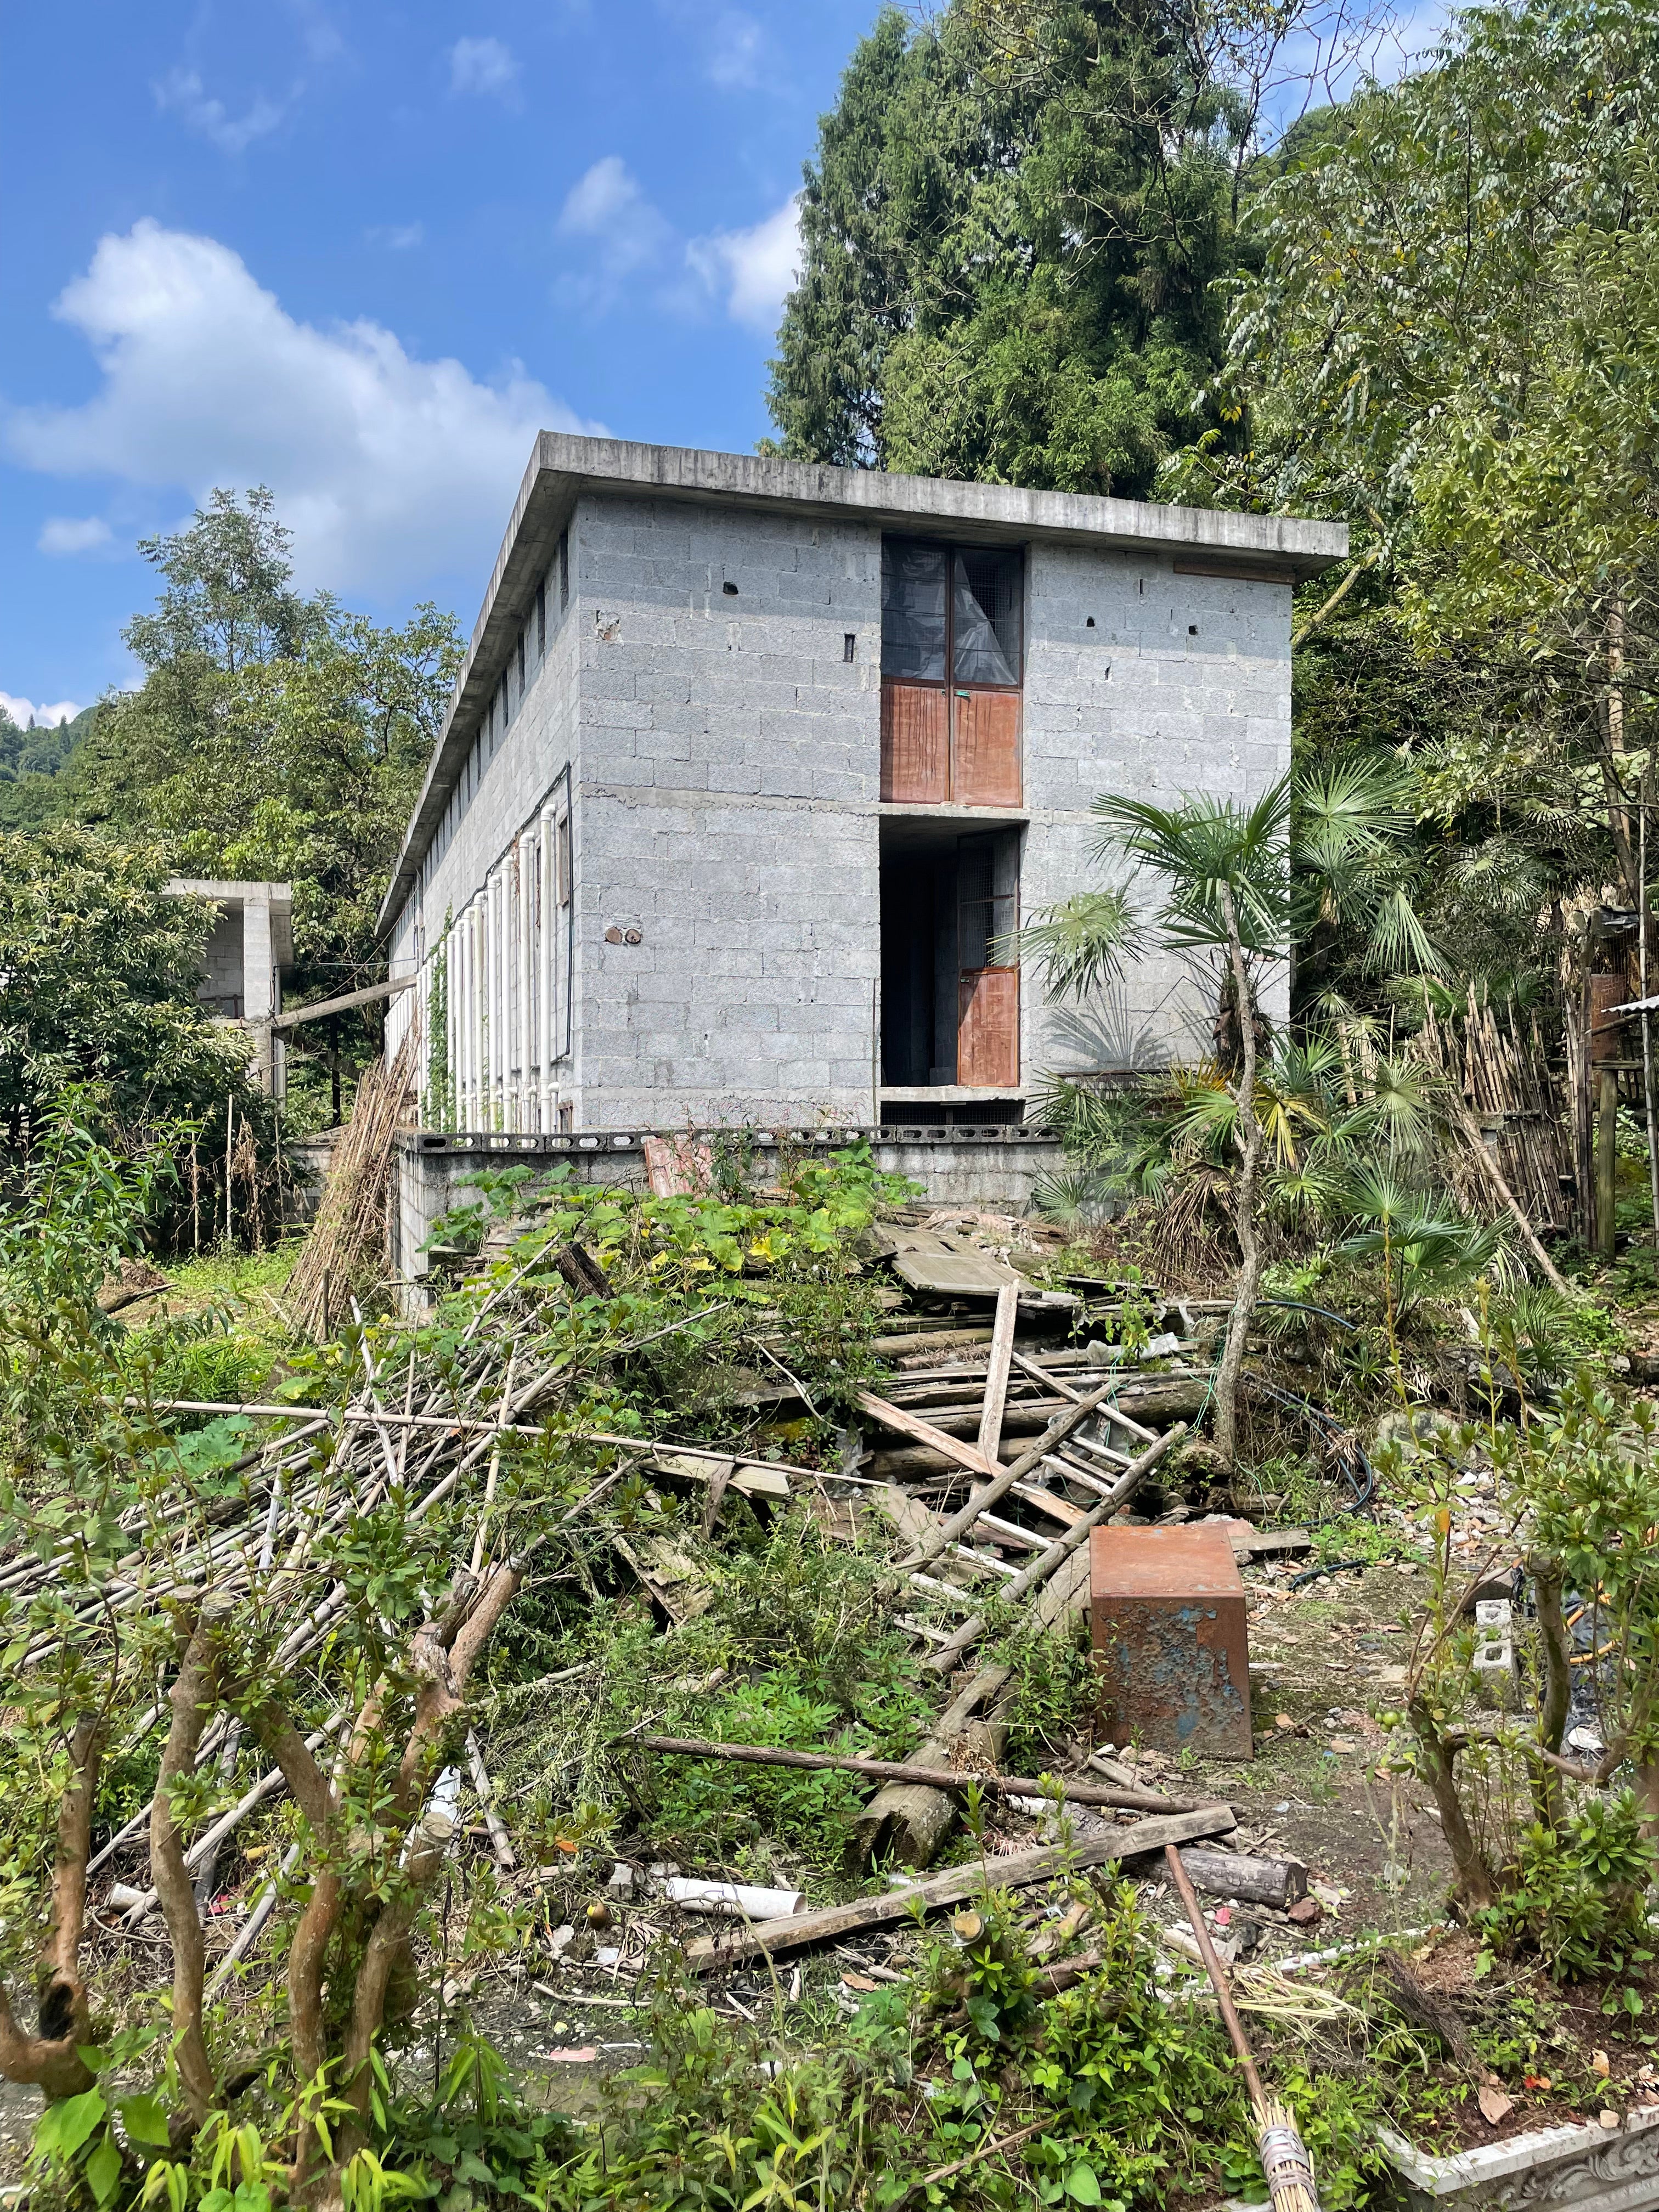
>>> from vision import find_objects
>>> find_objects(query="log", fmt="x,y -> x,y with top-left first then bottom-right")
683,1803 -> 1235,1967
1178,1848 -> 1307,1910
923,1426 -> 1188,1674
850,1664 -> 1011,1870
626,1733 -> 1209,1815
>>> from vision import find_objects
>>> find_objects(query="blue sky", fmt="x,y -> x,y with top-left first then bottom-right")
1,0 -> 879,724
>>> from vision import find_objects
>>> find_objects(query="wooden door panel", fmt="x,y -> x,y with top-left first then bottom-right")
881,680 -> 950,802
953,690 -> 1022,806
957,967 -> 1019,1088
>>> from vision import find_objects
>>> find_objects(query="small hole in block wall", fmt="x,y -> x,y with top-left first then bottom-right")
844,633 -> 856,661
723,580 -> 739,596
1188,623 -> 1199,635
1086,616 -> 1096,628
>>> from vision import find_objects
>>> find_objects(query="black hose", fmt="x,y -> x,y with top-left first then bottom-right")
1290,1556 -> 1380,1589
1248,1378 -> 1377,1511
1260,1296 -> 1359,1333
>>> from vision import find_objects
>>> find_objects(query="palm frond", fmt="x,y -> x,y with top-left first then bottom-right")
1007,890 -> 1141,1001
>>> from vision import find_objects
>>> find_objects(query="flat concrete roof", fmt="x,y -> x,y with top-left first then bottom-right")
166,878 -> 295,969
377,433 -> 1348,934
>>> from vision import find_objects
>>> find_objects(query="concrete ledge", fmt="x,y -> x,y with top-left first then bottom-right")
390,1124 -> 1064,1305
1375,2106 -> 1659,2210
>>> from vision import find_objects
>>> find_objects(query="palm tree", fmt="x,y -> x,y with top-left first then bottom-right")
1031,776 -> 1290,1465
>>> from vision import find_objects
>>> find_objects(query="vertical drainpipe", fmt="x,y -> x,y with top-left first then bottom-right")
517,839 -> 532,1134
539,804 -> 556,1130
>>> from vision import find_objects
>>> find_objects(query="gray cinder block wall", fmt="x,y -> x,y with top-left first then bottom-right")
380,437 -> 1345,1135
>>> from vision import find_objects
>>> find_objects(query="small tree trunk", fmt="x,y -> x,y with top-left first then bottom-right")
152,1618 -> 218,2124
1214,885 -> 1265,1468
1530,1559 -> 1571,1833
1409,1699 -> 1496,1911
0,1714 -> 104,2099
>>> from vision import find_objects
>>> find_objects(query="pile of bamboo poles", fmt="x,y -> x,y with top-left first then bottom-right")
287,1035 -> 416,1336
1415,992 -> 1571,1231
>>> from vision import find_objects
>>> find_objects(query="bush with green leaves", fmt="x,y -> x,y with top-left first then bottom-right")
1381,1371 -> 1659,1956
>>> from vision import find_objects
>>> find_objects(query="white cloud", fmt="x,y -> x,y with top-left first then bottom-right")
368,222 -> 425,250
557,157 -> 678,310
0,692 -> 81,729
38,516 -> 113,556
154,67 -> 291,154
448,36 -> 518,98
687,194 -> 802,331
703,8 -> 766,89
6,220 -> 603,600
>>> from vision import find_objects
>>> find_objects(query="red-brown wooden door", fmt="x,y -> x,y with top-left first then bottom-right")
957,967 -> 1019,1087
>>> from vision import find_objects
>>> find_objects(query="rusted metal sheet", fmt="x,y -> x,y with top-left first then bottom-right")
953,689 -> 1022,806
958,967 -> 1019,1087
1090,1525 -> 1253,1758
881,680 -> 949,802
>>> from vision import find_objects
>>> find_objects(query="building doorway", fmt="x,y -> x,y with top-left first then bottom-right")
880,826 -> 1021,1091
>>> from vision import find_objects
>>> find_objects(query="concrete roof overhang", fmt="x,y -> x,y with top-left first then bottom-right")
376,433 -> 1350,938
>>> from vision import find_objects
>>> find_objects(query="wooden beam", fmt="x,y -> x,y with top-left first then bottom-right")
267,975 -> 417,1033
682,1802 -> 1234,1967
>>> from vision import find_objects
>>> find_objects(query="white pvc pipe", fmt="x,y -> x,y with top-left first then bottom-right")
659,1877 -> 806,1919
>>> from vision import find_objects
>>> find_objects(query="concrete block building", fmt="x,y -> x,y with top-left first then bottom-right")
165,878 -> 294,1094
379,436 -> 1344,1139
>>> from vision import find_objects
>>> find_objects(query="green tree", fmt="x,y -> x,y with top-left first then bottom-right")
768,0 -> 1304,491
0,827 -> 257,1156
1186,0 -> 1659,909
73,492 -> 462,1091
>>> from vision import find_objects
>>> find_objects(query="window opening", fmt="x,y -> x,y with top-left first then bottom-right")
558,529 -> 569,611
537,581 -> 546,657
881,539 -> 1023,805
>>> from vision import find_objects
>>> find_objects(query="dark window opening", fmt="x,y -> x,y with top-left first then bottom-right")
843,632 -> 856,662
881,827 -> 1020,1089
537,581 -> 546,656
517,633 -> 527,690
558,529 -> 570,611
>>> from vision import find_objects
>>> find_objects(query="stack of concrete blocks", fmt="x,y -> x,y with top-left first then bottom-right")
1472,1595 -> 1518,1703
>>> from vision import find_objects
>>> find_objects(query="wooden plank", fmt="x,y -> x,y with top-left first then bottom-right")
653,1450 -> 789,1504
881,679 -> 949,803
855,1390 -> 996,1477
958,967 -> 1019,1088
976,1284 -> 1019,1465
903,1381 -> 1132,1570
267,974 -> 416,1032
1010,1479 -> 1086,1526
1015,1350 -> 1082,1402
952,687 -> 1023,806
925,1425 -> 1187,1675
683,1802 -> 1234,1967
885,1228 -> 1019,1297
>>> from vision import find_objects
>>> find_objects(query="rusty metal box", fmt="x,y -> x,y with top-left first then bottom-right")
1090,1525 -> 1253,1759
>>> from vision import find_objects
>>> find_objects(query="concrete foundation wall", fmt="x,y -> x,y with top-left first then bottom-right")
390,1125 -> 1064,1302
